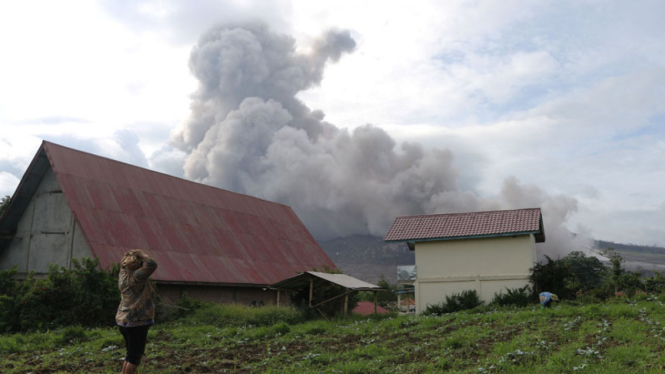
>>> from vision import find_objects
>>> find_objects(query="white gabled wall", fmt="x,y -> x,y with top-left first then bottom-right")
0,167 -> 93,275
414,235 -> 537,313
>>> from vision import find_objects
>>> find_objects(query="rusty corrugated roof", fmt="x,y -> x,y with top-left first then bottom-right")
6,141 -> 336,285
384,208 -> 545,243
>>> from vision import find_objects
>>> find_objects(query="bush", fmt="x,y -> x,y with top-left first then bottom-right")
644,272 -> 665,294
189,304 -> 304,327
618,272 -> 644,297
156,292 -> 208,322
530,255 -> 577,300
0,258 -> 120,332
423,290 -> 483,315
490,286 -> 532,307
270,321 -> 291,335
54,325 -> 88,347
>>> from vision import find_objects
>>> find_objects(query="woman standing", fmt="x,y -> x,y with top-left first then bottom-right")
117,249 -> 158,374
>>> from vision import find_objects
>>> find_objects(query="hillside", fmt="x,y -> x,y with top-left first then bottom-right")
3,299 -> 665,373
319,236 -> 665,284
318,235 -> 414,284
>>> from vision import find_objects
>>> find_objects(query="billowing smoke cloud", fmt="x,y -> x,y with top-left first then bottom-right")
173,22 -> 589,257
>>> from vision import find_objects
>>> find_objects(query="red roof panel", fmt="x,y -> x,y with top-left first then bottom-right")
41,141 -> 334,285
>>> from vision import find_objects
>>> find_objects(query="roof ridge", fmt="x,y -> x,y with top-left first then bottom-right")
395,207 -> 541,220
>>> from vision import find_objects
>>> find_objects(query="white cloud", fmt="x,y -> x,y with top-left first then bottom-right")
0,172 -> 21,198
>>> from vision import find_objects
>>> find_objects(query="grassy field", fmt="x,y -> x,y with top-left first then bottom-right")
3,297 -> 665,373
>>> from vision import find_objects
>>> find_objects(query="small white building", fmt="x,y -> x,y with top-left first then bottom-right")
384,208 -> 545,314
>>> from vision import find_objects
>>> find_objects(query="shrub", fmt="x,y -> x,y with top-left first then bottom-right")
490,286 -> 532,307
270,321 -> 291,335
644,272 -> 665,294
54,325 -> 88,347
618,272 -> 644,297
0,258 -> 120,332
304,325 -> 327,335
562,251 -> 607,292
423,290 -> 483,315
530,255 -> 577,300
189,304 -> 304,327
156,292 -> 208,322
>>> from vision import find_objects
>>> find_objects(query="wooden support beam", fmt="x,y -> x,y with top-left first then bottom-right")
373,291 -> 378,314
309,290 -> 353,309
344,294 -> 349,315
276,290 -> 281,307
309,278 -> 314,307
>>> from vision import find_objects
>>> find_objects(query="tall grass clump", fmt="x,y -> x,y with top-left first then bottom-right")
189,304 -> 304,327
155,292 -> 207,322
423,290 -> 483,315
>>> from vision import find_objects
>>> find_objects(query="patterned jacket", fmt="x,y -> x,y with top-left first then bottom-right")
116,258 -> 158,327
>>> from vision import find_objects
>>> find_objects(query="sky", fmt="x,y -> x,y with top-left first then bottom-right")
0,0 -> 663,249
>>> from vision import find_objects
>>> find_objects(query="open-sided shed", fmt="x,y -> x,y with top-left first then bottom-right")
271,271 -> 385,315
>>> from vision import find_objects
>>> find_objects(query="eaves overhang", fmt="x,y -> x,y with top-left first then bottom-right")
386,230 -> 545,247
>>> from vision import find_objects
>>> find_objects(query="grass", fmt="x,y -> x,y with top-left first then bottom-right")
4,298 -> 665,373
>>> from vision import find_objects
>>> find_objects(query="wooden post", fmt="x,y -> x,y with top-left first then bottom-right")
276,290 -> 280,307
344,293 -> 349,315
373,291 -> 378,314
397,293 -> 402,313
309,278 -> 314,307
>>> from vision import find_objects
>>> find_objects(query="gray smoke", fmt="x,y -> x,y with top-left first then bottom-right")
173,23 -> 589,257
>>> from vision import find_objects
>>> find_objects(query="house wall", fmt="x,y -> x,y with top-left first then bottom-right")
0,167 -> 93,275
156,283 -> 279,306
414,234 -> 536,313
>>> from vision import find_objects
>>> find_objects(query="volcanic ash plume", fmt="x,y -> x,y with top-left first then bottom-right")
172,22 -> 589,256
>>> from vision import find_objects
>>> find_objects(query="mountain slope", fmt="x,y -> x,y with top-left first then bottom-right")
318,235 -> 414,284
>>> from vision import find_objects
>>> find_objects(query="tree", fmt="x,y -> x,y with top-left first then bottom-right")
601,248 -> 625,293
562,251 -> 607,292
530,255 -> 576,300
0,195 -> 10,217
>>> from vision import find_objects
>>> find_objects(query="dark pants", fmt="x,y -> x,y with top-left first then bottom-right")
119,325 -> 151,365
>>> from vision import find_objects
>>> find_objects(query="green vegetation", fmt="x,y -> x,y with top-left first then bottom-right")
6,251 -> 665,372
4,297 -> 665,373
358,274 -> 398,307
423,289 -> 483,315
0,259 -> 120,333
491,286 -> 532,307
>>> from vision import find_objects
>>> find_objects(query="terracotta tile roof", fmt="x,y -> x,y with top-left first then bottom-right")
353,301 -> 388,315
384,208 -> 544,243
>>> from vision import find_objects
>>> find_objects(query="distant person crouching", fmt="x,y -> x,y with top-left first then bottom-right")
539,292 -> 559,309
117,249 -> 158,374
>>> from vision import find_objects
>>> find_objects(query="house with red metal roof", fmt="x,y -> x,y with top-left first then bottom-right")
0,141 -> 336,305
384,208 -> 545,313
